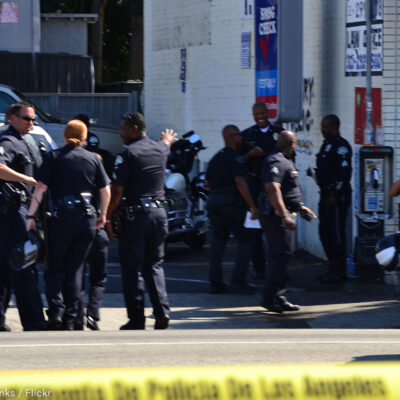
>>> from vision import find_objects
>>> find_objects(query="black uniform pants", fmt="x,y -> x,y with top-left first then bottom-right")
207,203 -> 254,285
318,194 -> 350,275
118,207 -> 170,328
259,211 -> 295,305
45,208 -> 96,327
0,205 -> 45,330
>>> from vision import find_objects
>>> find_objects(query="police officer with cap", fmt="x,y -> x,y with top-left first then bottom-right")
205,125 -> 258,294
26,119 -> 110,330
307,114 -> 352,283
241,102 -> 284,280
106,112 -> 176,330
0,101 -> 46,331
259,130 -> 316,313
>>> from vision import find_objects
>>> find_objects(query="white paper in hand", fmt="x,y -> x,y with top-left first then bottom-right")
244,211 -> 261,229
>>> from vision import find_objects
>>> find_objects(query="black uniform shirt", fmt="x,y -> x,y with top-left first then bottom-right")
262,150 -> 302,211
112,135 -> 169,202
0,126 -> 34,192
38,145 -> 109,199
240,123 -> 284,177
315,135 -> 352,197
206,147 -> 245,204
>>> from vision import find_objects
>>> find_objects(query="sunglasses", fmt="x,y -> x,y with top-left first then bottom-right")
18,114 -> 36,122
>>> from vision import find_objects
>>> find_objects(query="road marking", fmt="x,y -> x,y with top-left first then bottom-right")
1,340 -> 400,348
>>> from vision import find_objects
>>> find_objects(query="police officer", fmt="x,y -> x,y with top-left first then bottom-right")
26,120 -> 111,330
0,101 -> 46,331
74,114 -> 110,331
105,112 -> 176,330
205,125 -> 258,294
259,130 -> 316,313
308,114 -> 352,283
241,102 -> 284,280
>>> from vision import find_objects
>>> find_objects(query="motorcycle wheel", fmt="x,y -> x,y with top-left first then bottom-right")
184,233 -> 206,249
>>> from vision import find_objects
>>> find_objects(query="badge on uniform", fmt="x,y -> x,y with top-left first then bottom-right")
0,146 -> 4,156
337,146 -> 348,155
325,144 -> 332,152
273,132 -> 279,141
290,170 -> 299,178
114,155 -> 123,167
270,166 -> 279,175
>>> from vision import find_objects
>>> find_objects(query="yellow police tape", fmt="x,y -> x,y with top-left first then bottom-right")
0,363 -> 398,400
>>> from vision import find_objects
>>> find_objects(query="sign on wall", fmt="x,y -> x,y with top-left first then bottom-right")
346,0 -> 383,76
0,2 -> 18,23
255,0 -> 303,122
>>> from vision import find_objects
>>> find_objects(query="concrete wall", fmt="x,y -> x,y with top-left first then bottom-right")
0,0 -> 40,53
144,0 -> 387,257
41,18 -> 88,56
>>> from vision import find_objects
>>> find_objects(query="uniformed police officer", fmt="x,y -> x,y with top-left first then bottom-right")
74,113 -> 110,331
105,112 -> 176,330
0,102 -> 46,331
241,102 -> 284,280
307,114 -> 352,283
205,125 -> 258,294
26,120 -> 111,330
259,130 -> 316,313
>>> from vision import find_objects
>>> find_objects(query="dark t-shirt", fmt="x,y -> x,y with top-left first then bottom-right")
112,136 -> 170,202
206,147 -> 245,204
38,145 -> 109,199
261,150 -> 302,211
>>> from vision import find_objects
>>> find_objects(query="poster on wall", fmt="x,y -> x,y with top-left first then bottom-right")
255,0 -> 278,119
0,2 -> 18,23
345,0 -> 383,76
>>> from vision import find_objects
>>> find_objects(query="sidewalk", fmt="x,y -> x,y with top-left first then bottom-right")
5,251 -> 400,332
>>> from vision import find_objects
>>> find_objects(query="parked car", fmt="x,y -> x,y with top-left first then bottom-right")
0,83 -> 121,155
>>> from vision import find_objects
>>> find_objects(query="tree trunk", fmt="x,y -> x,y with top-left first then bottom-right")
90,0 -> 107,84
128,12 -> 143,80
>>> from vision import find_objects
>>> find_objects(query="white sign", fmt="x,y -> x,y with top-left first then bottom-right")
240,31 -> 251,68
346,0 -> 383,24
0,2 -> 18,24
242,0 -> 254,19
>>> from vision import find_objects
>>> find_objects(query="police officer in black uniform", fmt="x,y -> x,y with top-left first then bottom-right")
241,102 -> 284,280
74,114 -> 110,331
205,125 -> 258,294
259,130 -> 316,313
308,114 -> 352,283
26,119 -> 110,330
106,112 -> 176,330
0,102 -> 46,331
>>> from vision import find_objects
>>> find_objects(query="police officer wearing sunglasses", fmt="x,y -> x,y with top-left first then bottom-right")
0,101 -> 47,331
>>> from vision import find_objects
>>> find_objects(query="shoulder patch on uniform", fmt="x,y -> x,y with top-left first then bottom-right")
0,146 -> 4,156
270,166 -> 279,175
89,136 -> 99,145
342,160 -> 348,167
235,156 -> 245,164
325,144 -> 332,152
337,146 -> 349,155
114,155 -> 123,166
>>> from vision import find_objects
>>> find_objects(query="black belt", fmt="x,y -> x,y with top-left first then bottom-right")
56,193 -> 93,209
127,199 -> 167,212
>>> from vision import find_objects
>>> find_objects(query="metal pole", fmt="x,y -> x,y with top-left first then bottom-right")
365,0 -> 373,144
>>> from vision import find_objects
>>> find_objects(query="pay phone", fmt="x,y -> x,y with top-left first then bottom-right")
359,146 -> 393,217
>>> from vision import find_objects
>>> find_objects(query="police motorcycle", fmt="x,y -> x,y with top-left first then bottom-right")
165,130 -> 208,249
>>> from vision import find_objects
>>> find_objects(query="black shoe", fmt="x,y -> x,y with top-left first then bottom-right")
46,318 -> 63,331
120,320 -> 145,330
209,281 -> 226,294
62,322 -> 75,331
154,316 -> 170,330
320,271 -> 346,283
86,315 -> 99,331
228,282 -> 255,295
260,301 -> 283,314
277,296 -> 300,312
0,324 -> 11,332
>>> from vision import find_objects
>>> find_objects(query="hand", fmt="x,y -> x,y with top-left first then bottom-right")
299,205 -> 317,221
96,214 -> 106,229
281,215 -> 296,231
161,129 -> 178,147
249,206 -> 258,220
26,219 -> 36,232
247,146 -> 265,159
25,177 -> 37,186
105,221 -> 117,239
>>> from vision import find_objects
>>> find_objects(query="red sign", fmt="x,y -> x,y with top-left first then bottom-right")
354,87 -> 382,144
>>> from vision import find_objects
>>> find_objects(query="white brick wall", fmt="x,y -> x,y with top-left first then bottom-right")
144,0 -> 390,257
